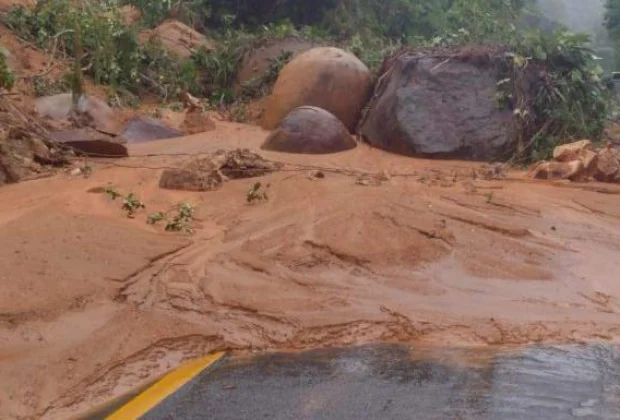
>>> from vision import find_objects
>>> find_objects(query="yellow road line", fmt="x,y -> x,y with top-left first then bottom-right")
107,352 -> 225,420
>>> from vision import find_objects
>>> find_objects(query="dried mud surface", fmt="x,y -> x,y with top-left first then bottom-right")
1,123 -> 620,419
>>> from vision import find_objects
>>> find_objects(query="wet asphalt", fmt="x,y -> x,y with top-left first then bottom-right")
141,343 -> 620,420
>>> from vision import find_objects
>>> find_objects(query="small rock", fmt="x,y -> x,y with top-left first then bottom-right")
529,160 -> 585,181
181,111 -> 216,135
308,170 -> 325,180
552,139 -> 592,162
594,145 -> 620,182
121,116 -> 184,143
581,149 -> 598,174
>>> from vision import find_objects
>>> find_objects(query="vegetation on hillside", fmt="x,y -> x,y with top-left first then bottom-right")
0,52 -> 14,90
507,30 -> 611,161
0,0 -> 614,160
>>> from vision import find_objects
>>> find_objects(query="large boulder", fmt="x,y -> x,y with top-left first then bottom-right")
120,116 -> 184,143
263,47 -> 372,133
360,51 -> 513,160
594,145 -> 620,182
262,106 -> 356,154
50,128 -> 128,157
35,93 -> 120,135
138,20 -> 215,60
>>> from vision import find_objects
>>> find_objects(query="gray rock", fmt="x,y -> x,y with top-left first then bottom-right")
35,93 -> 121,135
262,106 -> 356,154
50,128 -> 128,157
360,56 -> 513,160
121,116 -> 184,143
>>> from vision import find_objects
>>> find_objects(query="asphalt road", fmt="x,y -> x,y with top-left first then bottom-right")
140,343 -> 620,420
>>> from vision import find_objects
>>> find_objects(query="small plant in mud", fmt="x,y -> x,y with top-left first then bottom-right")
165,202 -> 195,234
147,211 -> 167,225
102,187 -> 122,200
229,102 -> 248,123
0,51 -> 15,90
79,163 -> 93,178
485,192 -> 495,204
246,182 -> 269,204
122,193 -> 146,218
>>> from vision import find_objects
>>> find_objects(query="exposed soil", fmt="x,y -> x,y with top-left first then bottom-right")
2,6 -> 620,419
1,123 -> 620,419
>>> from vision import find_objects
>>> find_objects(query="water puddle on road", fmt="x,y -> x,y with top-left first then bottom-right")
141,342 -> 620,420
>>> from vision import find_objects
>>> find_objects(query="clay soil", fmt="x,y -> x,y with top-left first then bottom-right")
1,121 -> 620,419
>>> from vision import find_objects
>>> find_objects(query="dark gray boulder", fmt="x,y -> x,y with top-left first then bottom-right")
50,128 -> 128,157
262,106 -> 356,155
120,116 -> 184,144
360,54 -> 513,160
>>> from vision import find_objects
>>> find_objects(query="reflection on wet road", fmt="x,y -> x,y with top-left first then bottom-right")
144,343 -> 620,420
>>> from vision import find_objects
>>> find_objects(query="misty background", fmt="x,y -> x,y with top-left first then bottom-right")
531,0 -> 615,69
534,0 -> 607,41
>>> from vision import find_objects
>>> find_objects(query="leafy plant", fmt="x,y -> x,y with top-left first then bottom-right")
102,187 -> 122,200
240,50 -> 293,98
147,211 -> 167,224
122,193 -> 146,218
246,182 -> 269,203
507,30 -> 612,161
32,75 -> 70,97
229,102 -> 248,122
2,1 -> 209,100
0,51 -> 14,90
165,202 -> 195,233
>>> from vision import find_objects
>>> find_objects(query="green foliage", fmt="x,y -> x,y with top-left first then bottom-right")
2,1 -> 205,99
229,102 -> 248,122
32,75 -> 70,97
124,0 -> 175,27
240,51 -> 292,98
508,30 -> 611,160
165,203 -> 195,234
606,0 -> 620,41
122,193 -> 146,218
0,51 -> 15,90
102,186 -> 122,200
246,182 -> 269,203
147,211 -> 167,224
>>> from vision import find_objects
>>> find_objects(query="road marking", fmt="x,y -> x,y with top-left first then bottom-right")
107,352 -> 225,419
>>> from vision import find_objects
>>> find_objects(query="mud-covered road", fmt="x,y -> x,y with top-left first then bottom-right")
1,122 -> 620,419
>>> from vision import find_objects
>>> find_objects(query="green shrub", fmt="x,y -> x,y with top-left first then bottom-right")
0,51 -> 14,90
508,30 -> 612,160
2,1 -> 210,99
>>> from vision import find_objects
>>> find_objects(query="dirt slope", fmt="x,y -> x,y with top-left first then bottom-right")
1,122 -> 620,419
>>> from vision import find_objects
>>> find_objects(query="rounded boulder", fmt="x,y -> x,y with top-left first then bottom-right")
263,47 -> 372,133
261,106 -> 356,154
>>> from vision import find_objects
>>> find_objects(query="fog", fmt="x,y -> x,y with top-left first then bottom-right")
534,0 -> 607,42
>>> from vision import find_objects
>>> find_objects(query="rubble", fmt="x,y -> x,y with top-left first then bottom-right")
159,149 -> 282,191
529,140 -> 620,183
